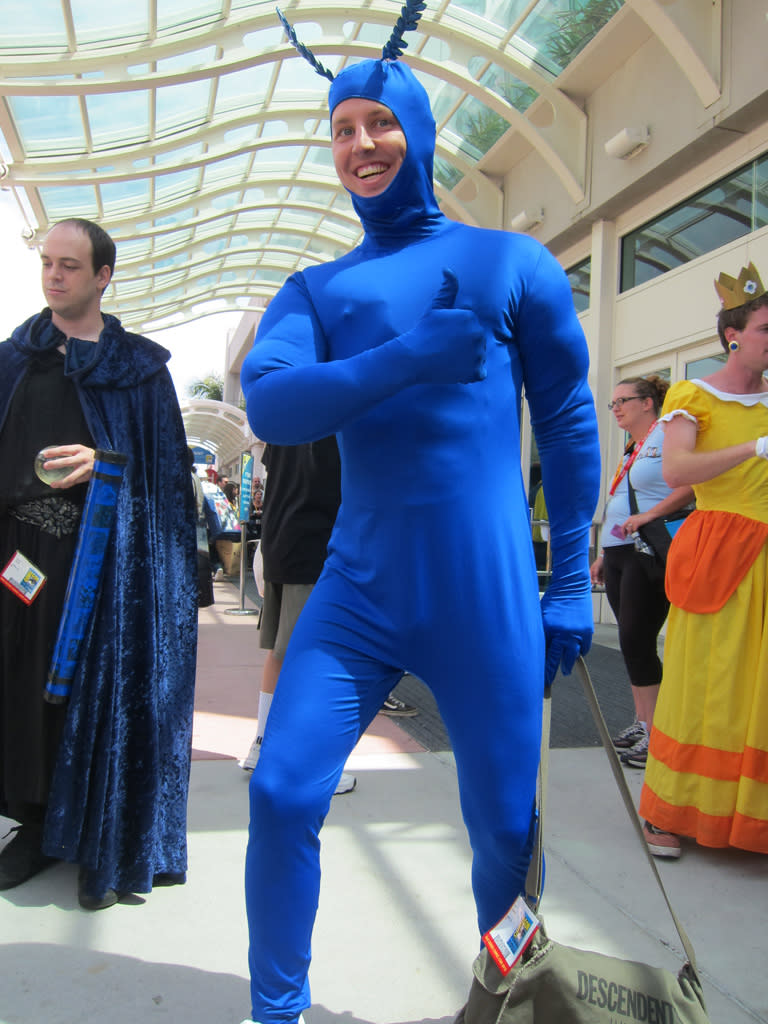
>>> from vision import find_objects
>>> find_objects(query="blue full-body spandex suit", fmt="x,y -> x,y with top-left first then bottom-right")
240,58 -> 600,1024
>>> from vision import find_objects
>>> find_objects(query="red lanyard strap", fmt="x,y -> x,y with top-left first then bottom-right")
608,420 -> 657,496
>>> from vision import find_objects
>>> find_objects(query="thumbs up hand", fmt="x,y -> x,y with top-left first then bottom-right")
398,269 -> 486,386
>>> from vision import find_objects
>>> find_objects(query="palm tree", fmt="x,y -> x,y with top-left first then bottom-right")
187,372 -> 224,402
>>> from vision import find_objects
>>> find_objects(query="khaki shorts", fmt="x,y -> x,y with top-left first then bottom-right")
259,581 -> 315,659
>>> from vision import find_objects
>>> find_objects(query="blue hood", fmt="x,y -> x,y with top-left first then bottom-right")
329,60 -> 444,244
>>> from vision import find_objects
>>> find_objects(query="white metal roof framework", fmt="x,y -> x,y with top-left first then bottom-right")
179,397 -> 252,459
0,0 -> 642,336
0,1 -> 722,463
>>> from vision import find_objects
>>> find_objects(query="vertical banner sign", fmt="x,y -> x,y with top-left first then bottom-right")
227,449 -> 259,616
239,451 -> 254,525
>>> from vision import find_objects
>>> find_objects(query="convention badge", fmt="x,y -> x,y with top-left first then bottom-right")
482,895 -> 540,975
1,550 -> 47,605
34,447 -> 71,485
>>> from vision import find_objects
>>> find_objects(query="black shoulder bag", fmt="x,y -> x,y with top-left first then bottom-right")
626,472 -> 693,584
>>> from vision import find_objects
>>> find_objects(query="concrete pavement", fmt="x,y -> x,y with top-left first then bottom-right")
0,582 -> 765,1024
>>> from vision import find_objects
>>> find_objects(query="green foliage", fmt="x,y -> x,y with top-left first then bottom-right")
458,107 -> 509,157
444,0 -> 623,173
501,80 -> 538,114
544,0 -> 624,69
434,158 -> 463,190
187,372 -> 224,402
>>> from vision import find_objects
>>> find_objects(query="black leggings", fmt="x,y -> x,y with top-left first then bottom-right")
602,544 -> 669,688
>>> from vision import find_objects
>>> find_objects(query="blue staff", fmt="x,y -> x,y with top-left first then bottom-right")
44,449 -> 128,705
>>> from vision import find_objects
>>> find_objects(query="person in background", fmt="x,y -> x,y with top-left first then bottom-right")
0,218 -> 197,909
530,475 -> 550,585
246,484 -> 263,544
639,262 -> 768,859
237,16 -> 600,1022
190,447 -> 214,608
590,375 -> 694,768
238,437 -> 417,778
222,476 -> 239,507
239,437 -> 355,794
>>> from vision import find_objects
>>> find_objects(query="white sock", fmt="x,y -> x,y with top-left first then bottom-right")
256,690 -> 273,741
639,720 -> 649,734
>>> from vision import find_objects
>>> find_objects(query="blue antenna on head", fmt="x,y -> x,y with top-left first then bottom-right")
382,0 -> 427,61
276,1 -> 427,81
277,7 -> 335,81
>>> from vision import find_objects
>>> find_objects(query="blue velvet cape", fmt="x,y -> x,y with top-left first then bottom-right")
0,309 -> 198,895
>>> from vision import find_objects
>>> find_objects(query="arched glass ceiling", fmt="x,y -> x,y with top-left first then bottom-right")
180,397 -> 254,466
0,0 -> 626,333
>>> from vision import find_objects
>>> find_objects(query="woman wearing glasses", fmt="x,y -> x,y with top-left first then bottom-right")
590,376 -> 694,771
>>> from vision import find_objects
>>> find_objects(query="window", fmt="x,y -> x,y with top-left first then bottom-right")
620,153 -> 768,292
685,354 -> 726,379
566,257 -> 591,313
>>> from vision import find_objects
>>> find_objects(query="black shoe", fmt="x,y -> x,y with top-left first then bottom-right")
0,824 -> 56,891
379,694 -> 419,717
78,867 -> 119,911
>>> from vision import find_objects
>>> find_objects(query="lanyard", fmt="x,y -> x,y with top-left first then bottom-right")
608,420 -> 657,496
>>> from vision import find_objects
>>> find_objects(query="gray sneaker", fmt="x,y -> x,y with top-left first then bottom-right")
612,718 -> 645,749
620,729 -> 649,768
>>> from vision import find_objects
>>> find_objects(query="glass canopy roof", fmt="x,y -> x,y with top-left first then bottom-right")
0,0 -> 625,333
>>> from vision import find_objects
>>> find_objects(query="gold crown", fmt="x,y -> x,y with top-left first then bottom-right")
714,262 -> 766,310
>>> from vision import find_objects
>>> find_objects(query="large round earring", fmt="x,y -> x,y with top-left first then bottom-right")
729,340 -> 740,352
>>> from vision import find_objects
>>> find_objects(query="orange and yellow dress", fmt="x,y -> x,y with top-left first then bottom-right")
639,379 -> 768,853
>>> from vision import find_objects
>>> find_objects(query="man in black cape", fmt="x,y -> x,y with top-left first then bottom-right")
0,218 -> 198,909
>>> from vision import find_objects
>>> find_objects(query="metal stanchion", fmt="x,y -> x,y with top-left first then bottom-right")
224,534 -> 258,616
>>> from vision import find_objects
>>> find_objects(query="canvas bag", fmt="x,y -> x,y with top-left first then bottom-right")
457,658 -> 711,1024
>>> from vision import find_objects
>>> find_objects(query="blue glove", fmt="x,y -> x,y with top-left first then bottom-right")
540,575 -> 594,687
242,269 -> 485,444
397,269 -> 486,385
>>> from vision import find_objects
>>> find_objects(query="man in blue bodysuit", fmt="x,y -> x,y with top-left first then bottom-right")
239,18 -> 600,1024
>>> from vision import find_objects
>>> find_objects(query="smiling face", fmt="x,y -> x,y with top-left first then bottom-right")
331,97 -> 407,198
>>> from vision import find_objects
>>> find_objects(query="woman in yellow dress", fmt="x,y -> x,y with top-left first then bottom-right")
639,262 -> 768,858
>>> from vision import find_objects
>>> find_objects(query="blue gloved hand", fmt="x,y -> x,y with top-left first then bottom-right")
398,269 -> 486,385
539,574 -> 593,687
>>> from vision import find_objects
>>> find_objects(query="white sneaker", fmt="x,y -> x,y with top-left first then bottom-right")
239,1017 -> 306,1024
238,736 -> 261,772
334,771 -> 356,795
